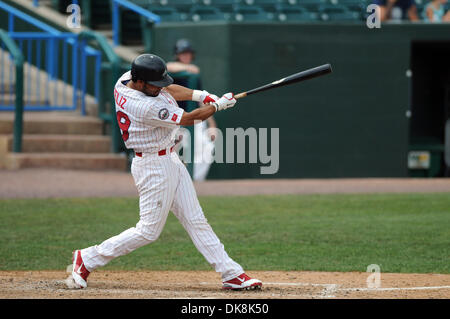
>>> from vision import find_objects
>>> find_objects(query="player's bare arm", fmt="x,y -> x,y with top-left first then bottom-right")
165,84 -> 218,104
179,93 -> 236,126
165,84 -> 236,126
165,84 -> 194,101
179,104 -> 216,126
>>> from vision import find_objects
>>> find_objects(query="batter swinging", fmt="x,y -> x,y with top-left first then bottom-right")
67,54 -> 262,291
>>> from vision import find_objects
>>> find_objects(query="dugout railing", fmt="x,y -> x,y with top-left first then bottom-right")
0,1 -> 102,114
0,0 -> 124,153
0,29 -> 24,152
78,30 -> 123,153
0,32 -> 101,114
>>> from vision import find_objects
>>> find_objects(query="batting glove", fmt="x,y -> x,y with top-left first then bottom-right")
192,90 -> 219,104
212,93 -> 236,112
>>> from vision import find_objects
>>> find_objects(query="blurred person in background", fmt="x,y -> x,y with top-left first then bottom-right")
422,0 -> 450,22
373,0 -> 420,21
167,39 -> 218,181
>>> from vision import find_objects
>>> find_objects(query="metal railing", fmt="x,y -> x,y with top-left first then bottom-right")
1,32 -> 101,114
29,1 -> 161,51
0,1 -> 97,60
0,29 -> 23,152
0,1 -> 124,153
2,1 -> 74,36
111,0 -> 160,49
78,30 -> 122,153
0,29 -> 122,152
0,0 -> 101,113
31,0 -> 79,7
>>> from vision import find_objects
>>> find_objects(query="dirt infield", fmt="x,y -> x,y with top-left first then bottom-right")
1,168 -> 450,299
0,270 -> 449,299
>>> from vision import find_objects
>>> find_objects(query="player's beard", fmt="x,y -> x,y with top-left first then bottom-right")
144,86 -> 162,97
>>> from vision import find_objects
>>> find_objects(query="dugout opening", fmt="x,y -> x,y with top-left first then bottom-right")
409,41 -> 450,177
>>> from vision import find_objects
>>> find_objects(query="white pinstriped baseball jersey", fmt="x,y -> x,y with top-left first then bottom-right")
114,71 -> 184,153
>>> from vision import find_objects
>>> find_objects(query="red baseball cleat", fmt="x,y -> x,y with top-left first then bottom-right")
222,273 -> 262,290
71,250 -> 90,289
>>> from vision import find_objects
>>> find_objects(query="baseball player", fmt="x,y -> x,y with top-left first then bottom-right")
67,54 -> 262,291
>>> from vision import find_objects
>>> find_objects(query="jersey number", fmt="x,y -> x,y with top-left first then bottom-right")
116,111 -> 131,142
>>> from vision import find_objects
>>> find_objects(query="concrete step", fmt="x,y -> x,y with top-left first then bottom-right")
2,134 -> 111,153
97,29 -> 113,38
0,95 -> 50,105
39,0 -> 52,7
0,113 -> 104,135
124,45 -> 146,54
94,24 -> 113,31
2,152 -> 127,170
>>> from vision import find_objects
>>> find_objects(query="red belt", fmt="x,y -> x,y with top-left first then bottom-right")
135,146 -> 174,158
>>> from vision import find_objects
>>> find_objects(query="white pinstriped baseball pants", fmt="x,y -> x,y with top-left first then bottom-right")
81,151 -> 244,281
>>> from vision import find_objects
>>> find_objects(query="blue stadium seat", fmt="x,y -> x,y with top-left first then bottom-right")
276,4 -> 320,21
189,4 -> 229,21
147,6 -> 189,21
200,0 -> 242,13
232,4 -> 275,21
156,0 -> 199,13
130,0 -> 157,6
287,0 -> 327,11
318,4 -> 361,21
242,0 -> 283,12
329,0 -> 366,12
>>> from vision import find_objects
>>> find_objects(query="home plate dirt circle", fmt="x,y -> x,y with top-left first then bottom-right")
0,271 -> 449,299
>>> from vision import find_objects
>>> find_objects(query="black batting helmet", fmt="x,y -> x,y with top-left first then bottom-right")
131,54 -> 173,87
174,39 -> 195,55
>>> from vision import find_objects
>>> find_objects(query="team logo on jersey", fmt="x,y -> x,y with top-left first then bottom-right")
158,108 -> 169,120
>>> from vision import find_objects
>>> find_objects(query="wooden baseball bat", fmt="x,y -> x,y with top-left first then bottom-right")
234,64 -> 332,99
